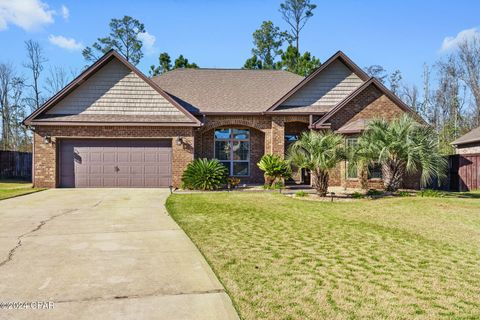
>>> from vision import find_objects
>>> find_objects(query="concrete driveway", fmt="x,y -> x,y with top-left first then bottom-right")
0,189 -> 238,320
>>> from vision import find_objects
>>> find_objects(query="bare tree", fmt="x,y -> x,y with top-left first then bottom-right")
44,66 -> 74,98
24,40 -> 47,111
364,65 -> 387,83
433,56 -> 468,153
0,63 -> 26,151
388,70 -> 402,95
279,0 -> 317,52
401,84 -> 419,111
457,37 -> 480,126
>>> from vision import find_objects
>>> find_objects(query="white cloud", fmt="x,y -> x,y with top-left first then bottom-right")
48,34 -> 83,51
138,31 -> 157,55
440,27 -> 480,52
0,0 -> 55,31
60,4 -> 69,20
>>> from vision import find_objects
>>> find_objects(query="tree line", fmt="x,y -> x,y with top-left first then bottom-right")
0,40 -> 75,152
365,38 -> 480,154
1,0 -> 479,155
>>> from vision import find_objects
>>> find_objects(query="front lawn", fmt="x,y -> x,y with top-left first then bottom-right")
0,180 -> 44,200
167,192 -> 480,320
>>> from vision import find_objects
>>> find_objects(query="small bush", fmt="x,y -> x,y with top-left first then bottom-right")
397,191 -> 411,197
366,189 -> 383,196
257,154 -> 291,186
418,189 -> 446,198
181,158 -> 227,190
227,177 -> 241,189
295,191 -> 308,197
351,192 -> 364,199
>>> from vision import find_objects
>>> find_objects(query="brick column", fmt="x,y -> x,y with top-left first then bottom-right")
271,116 -> 285,157
172,133 -> 194,188
33,131 -> 57,188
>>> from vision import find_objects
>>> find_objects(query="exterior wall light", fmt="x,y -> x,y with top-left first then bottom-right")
176,137 -> 183,146
44,136 -> 51,144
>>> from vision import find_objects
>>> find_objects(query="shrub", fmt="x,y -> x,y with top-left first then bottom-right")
181,158 -> 227,190
257,154 -> 291,187
418,189 -> 446,198
295,190 -> 308,197
351,192 -> 364,199
227,177 -> 241,189
366,189 -> 383,196
397,191 -> 411,197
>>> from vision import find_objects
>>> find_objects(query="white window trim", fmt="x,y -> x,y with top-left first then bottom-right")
214,128 -> 250,177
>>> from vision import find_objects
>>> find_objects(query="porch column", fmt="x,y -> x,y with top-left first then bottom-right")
271,116 -> 285,158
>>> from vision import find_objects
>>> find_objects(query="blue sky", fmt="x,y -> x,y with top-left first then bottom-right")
0,0 -> 478,90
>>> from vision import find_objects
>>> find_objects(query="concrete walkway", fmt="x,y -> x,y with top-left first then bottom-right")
0,189 -> 239,320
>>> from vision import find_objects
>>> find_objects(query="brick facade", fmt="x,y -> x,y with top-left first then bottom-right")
328,84 -> 419,189
31,86 -> 420,190
33,126 -> 194,188
193,115 -> 309,184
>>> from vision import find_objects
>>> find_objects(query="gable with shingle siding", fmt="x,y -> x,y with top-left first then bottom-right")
46,59 -> 187,118
279,60 -> 364,111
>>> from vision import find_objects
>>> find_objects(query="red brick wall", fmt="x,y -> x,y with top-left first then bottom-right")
195,115 -> 309,184
32,90 -> 420,190
329,84 -> 405,131
33,126 -> 194,188
327,84 -> 414,188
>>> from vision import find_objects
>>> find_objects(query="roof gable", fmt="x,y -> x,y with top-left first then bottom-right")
311,78 -> 421,129
266,51 -> 370,113
24,50 -> 200,126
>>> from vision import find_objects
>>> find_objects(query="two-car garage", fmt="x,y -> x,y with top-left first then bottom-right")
58,139 -> 172,188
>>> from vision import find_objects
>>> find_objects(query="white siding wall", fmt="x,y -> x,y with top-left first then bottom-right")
47,59 -> 184,117
281,60 -> 363,108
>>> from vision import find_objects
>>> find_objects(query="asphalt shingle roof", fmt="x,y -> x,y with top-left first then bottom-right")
452,127 -> 480,145
152,68 -> 304,114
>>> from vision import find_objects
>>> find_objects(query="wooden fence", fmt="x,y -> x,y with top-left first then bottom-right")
449,153 -> 480,191
0,151 -> 32,180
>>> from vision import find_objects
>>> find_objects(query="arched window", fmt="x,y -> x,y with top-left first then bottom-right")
214,128 -> 250,176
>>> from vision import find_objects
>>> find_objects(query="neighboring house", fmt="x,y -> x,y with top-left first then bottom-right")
451,127 -> 480,154
24,50 -> 419,189
450,127 -> 480,191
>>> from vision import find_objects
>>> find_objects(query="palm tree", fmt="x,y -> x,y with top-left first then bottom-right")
287,130 -> 345,196
352,115 -> 447,192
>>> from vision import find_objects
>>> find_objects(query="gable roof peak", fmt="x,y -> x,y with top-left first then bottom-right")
311,76 -> 424,129
23,49 -> 201,126
266,50 -> 370,113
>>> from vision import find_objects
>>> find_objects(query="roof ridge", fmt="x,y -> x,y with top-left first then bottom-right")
151,68 -> 300,78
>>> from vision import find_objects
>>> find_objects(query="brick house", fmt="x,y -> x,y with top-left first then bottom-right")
451,127 -> 480,154
24,50 -> 419,189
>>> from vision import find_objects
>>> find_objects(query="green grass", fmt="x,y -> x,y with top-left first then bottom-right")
167,192 -> 480,320
0,179 -> 45,200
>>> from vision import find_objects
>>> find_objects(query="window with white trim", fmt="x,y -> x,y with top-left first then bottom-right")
214,128 -> 250,176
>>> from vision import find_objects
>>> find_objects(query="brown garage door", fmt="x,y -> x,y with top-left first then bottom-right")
59,139 -> 172,188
